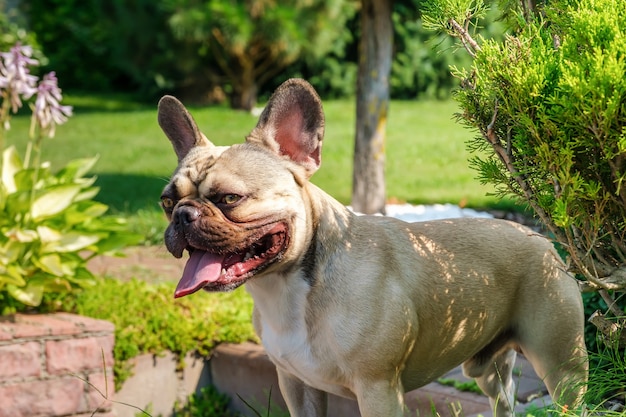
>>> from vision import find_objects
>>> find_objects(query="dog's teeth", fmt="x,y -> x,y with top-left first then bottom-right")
244,251 -> 254,261
221,268 -> 227,276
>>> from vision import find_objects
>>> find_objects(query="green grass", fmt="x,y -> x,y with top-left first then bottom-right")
4,95 -> 519,242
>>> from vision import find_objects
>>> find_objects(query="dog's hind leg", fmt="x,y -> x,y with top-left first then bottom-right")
463,348 -> 517,417
517,320 -> 588,410
277,370 -> 328,417
354,377 -> 407,417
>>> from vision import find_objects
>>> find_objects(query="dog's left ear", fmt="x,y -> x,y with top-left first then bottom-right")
248,78 -> 325,177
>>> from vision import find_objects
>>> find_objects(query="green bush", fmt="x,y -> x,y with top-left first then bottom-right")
20,0 -> 178,98
57,277 -> 256,389
389,0 -> 506,100
17,0 -> 505,102
422,0 -> 626,342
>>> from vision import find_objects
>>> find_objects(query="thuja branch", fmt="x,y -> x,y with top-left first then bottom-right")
448,18 -> 481,57
481,102 -> 565,244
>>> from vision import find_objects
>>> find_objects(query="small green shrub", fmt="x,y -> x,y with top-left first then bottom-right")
57,277 -> 256,389
422,0 -> 626,371
173,385 -> 237,417
422,0 -> 626,295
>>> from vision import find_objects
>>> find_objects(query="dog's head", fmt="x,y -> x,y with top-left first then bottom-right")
158,79 -> 325,297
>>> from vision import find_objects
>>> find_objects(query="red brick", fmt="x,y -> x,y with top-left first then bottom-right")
17,314 -> 81,336
46,335 -> 114,375
86,371 -> 115,411
95,335 -> 115,368
11,322 -> 49,339
0,378 -> 85,417
0,325 -> 13,340
0,341 -> 41,379
53,313 -> 115,333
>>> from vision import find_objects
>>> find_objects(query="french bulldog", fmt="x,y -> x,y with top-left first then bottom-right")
157,78 -> 588,417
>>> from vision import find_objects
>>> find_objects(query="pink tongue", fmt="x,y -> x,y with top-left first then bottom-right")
174,250 -> 225,298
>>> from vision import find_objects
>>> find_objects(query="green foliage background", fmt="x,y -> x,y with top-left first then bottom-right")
12,0 -> 503,102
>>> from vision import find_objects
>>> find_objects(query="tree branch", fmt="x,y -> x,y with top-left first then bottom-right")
589,310 -> 626,349
448,18 -> 481,57
482,102 -> 566,244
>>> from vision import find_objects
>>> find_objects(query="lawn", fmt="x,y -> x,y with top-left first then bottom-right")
5,94 -> 518,243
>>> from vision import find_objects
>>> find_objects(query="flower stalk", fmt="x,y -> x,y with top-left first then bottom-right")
0,43 -> 72,177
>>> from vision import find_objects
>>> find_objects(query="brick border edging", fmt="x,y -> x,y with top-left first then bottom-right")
0,313 -> 116,417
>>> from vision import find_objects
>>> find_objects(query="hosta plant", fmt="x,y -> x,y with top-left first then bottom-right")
0,44 -> 139,313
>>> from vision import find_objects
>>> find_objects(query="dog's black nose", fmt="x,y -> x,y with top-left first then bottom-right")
174,205 -> 200,226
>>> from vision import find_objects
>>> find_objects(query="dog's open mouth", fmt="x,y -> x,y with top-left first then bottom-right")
174,222 -> 288,298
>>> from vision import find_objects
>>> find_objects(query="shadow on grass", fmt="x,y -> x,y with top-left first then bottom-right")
64,92 -> 156,115
94,173 -> 166,214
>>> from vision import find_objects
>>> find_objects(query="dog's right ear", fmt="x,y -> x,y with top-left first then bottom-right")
158,95 -> 212,161
247,78 -> 325,178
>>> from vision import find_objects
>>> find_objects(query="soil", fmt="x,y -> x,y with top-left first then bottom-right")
87,245 -> 186,284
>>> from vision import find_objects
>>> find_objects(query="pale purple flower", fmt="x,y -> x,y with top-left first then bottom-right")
33,72 -> 73,138
0,44 -> 39,113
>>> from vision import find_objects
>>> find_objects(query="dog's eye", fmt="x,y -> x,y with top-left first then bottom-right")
220,194 -> 241,205
161,197 -> 175,210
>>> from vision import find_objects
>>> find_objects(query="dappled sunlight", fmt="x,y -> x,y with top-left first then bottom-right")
393,217 -> 586,395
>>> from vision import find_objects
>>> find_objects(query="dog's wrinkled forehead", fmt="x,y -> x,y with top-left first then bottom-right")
164,145 -> 227,198
174,144 -> 228,183
167,141 -> 297,202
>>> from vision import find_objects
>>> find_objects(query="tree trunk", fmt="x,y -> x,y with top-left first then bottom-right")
230,59 -> 258,111
351,0 -> 393,214
230,80 -> 258,111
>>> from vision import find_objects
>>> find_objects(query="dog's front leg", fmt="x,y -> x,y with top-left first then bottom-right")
277,369 -> 327,417
355,379 -> 406,417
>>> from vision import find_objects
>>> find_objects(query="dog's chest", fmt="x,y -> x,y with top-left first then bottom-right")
262,318 -> 352,397
246,278 -> 353,398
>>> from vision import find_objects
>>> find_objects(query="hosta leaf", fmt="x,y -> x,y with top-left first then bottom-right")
81,201 -> 108,217
1,146 -> 23,193
42,232 -> 101,253
31,184 -> 82,220
37,226 -> 62,243
4,228 -> 38,242
41,277 -> 72,293
7,283 -> 44,307
0,270 -> 26,287
13,168 -> 35,191
56,156 -> 99,181
64,201 -> 108,225
35,254 -> 70,277
74,186 -> 100,202
0,242 -> 23,264
67,268 -> 97,287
